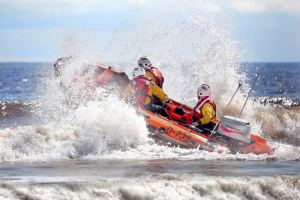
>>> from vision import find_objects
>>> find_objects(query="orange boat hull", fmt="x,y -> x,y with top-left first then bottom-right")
141,109 -> 230,154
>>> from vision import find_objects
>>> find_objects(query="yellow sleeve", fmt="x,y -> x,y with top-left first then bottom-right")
199,103 -> 216,125
122,83 -> 134,98
148,83 -> 169,103
122,83 -> 138,106
145,71 -> 157,85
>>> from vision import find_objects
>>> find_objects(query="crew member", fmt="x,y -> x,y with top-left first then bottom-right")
123,67 -> 171,119
191,84 -> 217,134
138,57 -> 164,89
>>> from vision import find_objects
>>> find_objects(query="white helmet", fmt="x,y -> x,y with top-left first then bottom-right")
198,84 -> 211,97
132,67 -> 145,78
138,57 -> 152,69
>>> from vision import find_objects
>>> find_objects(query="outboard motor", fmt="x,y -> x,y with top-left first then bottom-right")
217,116 -> 251,142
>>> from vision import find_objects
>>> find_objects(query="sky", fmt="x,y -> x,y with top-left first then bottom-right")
0,0 -> 299,62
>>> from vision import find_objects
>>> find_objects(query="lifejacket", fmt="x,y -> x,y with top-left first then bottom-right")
146,66 -> 164,89
130,76 -> 152,107
193,96 -> 217,122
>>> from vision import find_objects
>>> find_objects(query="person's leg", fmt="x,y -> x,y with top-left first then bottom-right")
196,122 -> 216,136
144,104 -> 171,120
179,123 -> 215,137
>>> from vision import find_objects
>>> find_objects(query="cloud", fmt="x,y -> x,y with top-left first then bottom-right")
126,0 -> 149,4
227,0 -> 300,14
0,0 -> 127,16
1,0 -> 299,16
201,2 -> 223,12
228,1 -> 268,12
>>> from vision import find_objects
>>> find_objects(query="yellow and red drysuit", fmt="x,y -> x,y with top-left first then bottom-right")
145,66 -> 164,89
192,96 -> 217,128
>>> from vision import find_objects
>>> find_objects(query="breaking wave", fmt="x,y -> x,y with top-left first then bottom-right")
1,174 -> 299,200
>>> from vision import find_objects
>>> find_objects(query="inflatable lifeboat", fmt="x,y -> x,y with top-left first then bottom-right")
54,58 -> 274,155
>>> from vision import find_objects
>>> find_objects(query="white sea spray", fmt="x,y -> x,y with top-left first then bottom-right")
0,174 -> 299,200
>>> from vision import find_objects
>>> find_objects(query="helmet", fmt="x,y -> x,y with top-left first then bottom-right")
198,84 -> 211,97
132,67 -> 145,78
138,57 -> 152,69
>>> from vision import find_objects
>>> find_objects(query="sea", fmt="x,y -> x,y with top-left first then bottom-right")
1,2 -> 300,199
0,61 -> 300,200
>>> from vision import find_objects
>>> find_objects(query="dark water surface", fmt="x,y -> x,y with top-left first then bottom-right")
0,63 -> 52,102
1,159 -> 300,183
1,62 -> 300,102
241,62 -> 300,99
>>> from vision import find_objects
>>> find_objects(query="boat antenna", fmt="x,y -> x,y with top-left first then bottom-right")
209,82 -> 242,137
221,82 -> 242,117
238,73 -> 259,118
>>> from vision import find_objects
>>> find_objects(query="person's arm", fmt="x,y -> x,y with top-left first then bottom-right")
122,84 -> 134,96
145,71 -> 157,85
192,103 -> 215,127
149,83 -> 169,102
122,83 -> 136,105
198,103 -> 215,125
